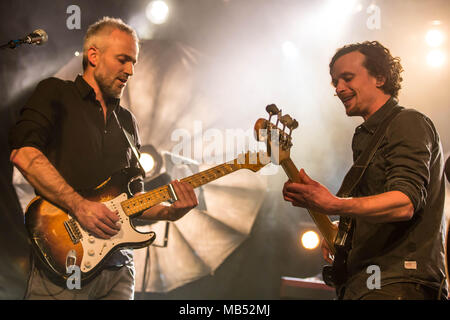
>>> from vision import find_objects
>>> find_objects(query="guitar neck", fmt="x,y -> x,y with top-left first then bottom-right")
281,158 -> 338,254
121,161 -> 241,217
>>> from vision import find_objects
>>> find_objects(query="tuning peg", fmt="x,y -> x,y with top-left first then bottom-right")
288,119 -> 299,131
265,104 -> 279,116
281,116 -> 298,151
279,114 -> 293,128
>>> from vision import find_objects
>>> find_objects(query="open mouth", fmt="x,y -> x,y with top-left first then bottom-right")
117,78 -> 127,87
340,94 -> 355,105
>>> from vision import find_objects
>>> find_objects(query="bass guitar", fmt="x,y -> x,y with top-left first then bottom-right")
253,104 -> 339,259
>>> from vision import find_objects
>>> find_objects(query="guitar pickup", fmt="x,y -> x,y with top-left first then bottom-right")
64,219 -> 82,244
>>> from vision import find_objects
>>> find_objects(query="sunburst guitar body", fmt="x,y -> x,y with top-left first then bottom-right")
25,168 -> 155,284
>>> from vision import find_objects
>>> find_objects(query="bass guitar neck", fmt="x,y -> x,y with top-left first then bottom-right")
281,158 -> 338,254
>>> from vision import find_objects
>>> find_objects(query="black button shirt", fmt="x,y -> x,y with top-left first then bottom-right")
9,75 -> 144,267
9,75 -> 143,191
343,97 -> 448,299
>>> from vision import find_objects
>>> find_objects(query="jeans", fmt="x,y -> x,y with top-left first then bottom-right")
24,261 -> 135,300
345,282 -> 445,300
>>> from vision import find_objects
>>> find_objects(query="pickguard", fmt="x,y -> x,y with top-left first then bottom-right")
75,193 -> 152,273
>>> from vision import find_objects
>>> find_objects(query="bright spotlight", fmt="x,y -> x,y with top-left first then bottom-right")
282,41 -> 299,59
427,50 -> 445,68
301,230 -> 320,250
146,0 -> 169,25
140,153 -> 155,173
426,29 -> 445,47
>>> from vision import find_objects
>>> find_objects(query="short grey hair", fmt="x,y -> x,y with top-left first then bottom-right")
82,17 -> 139,71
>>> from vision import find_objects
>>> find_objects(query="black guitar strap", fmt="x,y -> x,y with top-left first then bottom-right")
324,104 -> 403,290
112,110 -> 146,178
336,105 -> 403,199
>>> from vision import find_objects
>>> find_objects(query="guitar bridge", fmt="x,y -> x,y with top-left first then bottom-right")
64,219 -> 82,244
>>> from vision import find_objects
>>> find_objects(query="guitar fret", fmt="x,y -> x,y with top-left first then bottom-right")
122,186 -> 172,216
121,155 -> 258,217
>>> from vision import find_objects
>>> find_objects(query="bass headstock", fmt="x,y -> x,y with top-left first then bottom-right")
254,104 -> 298,165
229,151 -> 270,172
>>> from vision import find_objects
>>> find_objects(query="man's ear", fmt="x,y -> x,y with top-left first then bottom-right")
87,46 -> 99,68
375,75 -> 386,88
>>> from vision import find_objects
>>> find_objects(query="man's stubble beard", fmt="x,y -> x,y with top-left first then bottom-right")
94,67 -> 123,100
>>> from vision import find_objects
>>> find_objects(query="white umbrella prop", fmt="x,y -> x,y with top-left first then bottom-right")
51,39 -> 269,293
134,151 -> 267,292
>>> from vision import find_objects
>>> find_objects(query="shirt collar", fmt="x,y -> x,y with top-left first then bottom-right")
360,96 -> 398,134
74,75 -> 120,110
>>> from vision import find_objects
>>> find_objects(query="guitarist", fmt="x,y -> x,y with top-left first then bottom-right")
8,17 -> 198,299
283,41 -> 448,300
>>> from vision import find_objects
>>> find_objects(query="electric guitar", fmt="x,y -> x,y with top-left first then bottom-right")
254,105 -> 344,286
25,152 -> 268,283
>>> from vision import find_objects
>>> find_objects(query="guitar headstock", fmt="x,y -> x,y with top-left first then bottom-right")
254,104 -> 298,165
229,151 -> 270,172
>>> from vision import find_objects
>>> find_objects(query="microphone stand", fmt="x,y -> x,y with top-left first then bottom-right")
1,39 -> 25,49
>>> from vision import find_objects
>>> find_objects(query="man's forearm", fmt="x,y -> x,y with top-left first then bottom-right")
330,191 -> 414,223
139,204 -> 171,221
10,147 -> 83,212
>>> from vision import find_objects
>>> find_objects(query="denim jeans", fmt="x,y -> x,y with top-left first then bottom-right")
24,260 -> 135,300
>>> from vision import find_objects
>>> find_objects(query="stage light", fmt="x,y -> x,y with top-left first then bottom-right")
426,29 -> 445,47
328,0 -> 359,16
139,144 -> 163,179
427,50 -> 445,68
146,0 -> 169,25
282,41 -> 299,59
74,51 -> 80,56
301,230 -> 320,250
354,3 -> 363,13
431,20 -> 442,26
140,153 -> 155,173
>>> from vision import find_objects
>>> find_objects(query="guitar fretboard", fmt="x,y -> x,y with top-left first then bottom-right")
120,162 -> 240,217
281,158 -> 338,254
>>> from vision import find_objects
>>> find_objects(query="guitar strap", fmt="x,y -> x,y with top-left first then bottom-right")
113,110 -> 146,178
325,104 -> 403,290
336,105 -> 403,198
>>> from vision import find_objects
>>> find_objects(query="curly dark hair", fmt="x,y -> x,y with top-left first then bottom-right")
329,41 -> 404,98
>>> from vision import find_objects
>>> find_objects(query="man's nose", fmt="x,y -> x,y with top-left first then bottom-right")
124,62 -> 134,76
335,79 -> 346,94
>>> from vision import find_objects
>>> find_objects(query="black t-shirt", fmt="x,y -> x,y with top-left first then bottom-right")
342,97 -> 448,299
9,75 -> 144,267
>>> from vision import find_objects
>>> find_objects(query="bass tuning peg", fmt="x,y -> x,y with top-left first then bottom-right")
265,104 -> 279,116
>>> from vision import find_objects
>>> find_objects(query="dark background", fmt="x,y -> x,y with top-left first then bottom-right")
0,0 -> 448,299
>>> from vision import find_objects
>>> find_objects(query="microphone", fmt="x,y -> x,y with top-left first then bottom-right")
23,29 -> 48,45
1,29 -> 48,49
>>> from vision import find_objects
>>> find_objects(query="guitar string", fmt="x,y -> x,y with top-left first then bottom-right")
121,163 -> 240,216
